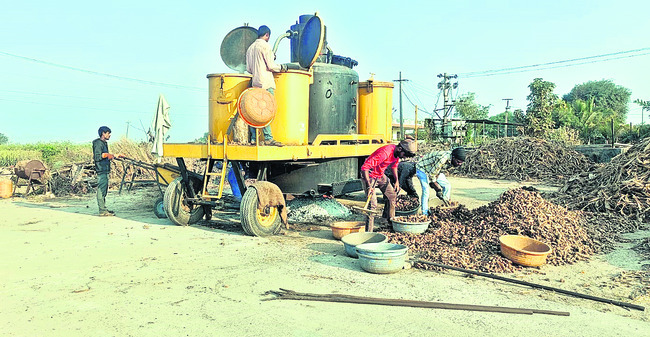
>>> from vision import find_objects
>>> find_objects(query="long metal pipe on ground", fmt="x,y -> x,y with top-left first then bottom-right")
415,259 -> 645,312
265,289 -> 570,316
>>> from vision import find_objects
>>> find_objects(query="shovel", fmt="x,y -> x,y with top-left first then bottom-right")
352,180 -> 380,215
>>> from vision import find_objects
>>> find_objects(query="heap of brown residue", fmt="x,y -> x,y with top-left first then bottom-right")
384,187 -> 594,273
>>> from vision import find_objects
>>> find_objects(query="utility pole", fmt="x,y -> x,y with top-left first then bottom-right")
393,72 -> 409,139
437,73 -> 458,138
502,98 -> 512,137
126,121 -> 131,139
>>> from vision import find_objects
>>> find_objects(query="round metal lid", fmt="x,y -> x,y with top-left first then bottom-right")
220,26 -> 258,73
297,15 -> 324,69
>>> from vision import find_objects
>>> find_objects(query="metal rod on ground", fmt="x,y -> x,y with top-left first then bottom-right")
265,289 -> 569,316
415,259 -> 645,312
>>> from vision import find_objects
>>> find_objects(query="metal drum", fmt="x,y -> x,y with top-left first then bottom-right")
271,69 -> 312,145
14,160 -> 47,182
207,73 -> 252,143
358,80 -> 394,142
308,63 -> 359,143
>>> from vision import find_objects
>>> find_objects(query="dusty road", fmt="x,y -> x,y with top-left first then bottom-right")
1,177 -> 649,336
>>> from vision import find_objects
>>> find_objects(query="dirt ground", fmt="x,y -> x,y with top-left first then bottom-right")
1,176 -> 649,337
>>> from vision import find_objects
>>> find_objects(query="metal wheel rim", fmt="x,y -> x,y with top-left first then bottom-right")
256,207 -> 278,228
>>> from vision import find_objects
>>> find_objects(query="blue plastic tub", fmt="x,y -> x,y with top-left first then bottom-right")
355,243 -> 408,257
341,232 -> 387,258
391,219 -> 430,234
357,252 -> 407,274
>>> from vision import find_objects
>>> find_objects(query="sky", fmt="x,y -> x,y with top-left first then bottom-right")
1,0 -> 649,144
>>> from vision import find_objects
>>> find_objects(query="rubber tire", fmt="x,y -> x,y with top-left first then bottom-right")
240,186 -> 282,237
153,197 -> 167,218
164,177 -> 204,226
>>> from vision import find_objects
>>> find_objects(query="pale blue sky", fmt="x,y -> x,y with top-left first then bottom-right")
1,0 -> 649,144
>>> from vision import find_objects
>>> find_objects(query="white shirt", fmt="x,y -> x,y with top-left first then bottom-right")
246,38 -> 281,89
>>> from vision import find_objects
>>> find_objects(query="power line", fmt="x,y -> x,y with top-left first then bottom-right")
463,51 -> 650,78
0,51 -> 204,91
458,47 -> 650,78
0,88 -> 208,109
0,97 -> 204,116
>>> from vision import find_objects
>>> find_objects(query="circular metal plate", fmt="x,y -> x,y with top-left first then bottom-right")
220,26 -> 258,73
298,15 -> 324,69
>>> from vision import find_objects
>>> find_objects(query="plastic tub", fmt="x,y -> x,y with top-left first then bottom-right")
391,219 -> 430,234
499,235 -> 552,267
341,232 -> 387,258
357,252 -> 407,274
355,242 -> 408,257
0,179 -> 12,198
330,221 -> 365,240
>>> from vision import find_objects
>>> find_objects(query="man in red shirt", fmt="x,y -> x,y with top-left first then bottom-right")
360,138 -> 417,232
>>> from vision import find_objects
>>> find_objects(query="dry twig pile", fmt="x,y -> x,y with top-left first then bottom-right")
454,137 -> 593,184
552,138 -> 650,221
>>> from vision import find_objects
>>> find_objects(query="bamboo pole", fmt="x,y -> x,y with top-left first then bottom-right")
266,289 -> 570,316
415,259 -> 645,312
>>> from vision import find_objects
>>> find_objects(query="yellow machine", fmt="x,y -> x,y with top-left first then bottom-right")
161,14 -> 394,236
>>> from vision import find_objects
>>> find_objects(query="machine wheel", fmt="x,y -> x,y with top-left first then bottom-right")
153,197 -> 167,218
164,177 -> 205,226
240,186 -> 282,237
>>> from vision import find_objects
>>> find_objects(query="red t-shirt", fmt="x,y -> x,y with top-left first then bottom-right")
361,144 -> 399,179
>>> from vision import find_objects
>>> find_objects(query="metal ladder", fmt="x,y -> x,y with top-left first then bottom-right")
201,136 -> 228,200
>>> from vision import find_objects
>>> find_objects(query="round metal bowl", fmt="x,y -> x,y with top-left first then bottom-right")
330,221 -> 365,240
391,219 -> 430,234
341,232 -> 388,258
499,235 -> 552,267
357,252 -> 407,274
355,242 -> 408,257
395,207 -> 419,216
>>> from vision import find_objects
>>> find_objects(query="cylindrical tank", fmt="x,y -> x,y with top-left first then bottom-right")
358,80 -> 394,142
0,179 -> 12,198
271,69 -> 312,145
208,73 -> 252,143
308,63 -> 359,143
14,160 -> 47,181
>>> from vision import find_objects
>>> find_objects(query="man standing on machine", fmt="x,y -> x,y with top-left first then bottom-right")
245,24 -> 287,147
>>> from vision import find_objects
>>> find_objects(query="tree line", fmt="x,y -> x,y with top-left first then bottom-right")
453,79 -> 650,144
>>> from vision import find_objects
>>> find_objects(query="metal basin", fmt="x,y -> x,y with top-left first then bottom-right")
391,219 -> 430,234
341,232 -> 387,258
355,242 -> 408,257
357,252 -> 407,274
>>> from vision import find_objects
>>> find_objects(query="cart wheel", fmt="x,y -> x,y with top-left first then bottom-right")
163,177 -> 204,226
153,197 -> 167,218
240,185 -> 282,237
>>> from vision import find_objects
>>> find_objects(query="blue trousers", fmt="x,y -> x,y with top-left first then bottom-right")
415,169 -> 451,215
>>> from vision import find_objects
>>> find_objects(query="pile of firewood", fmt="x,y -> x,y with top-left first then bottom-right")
454,137 -> 593,184
384,188 -> 595,273
551,138 -> 650,222
49,163 -> 97,196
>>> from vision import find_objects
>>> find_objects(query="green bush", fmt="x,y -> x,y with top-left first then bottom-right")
0,149 -> 42,166
0,142 -> 91,168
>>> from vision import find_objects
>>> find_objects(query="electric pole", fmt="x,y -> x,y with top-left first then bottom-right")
437,73 -> 458,138
393,72 -> 409,139
126,121 -> 131,139
502,98 -> 512,137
